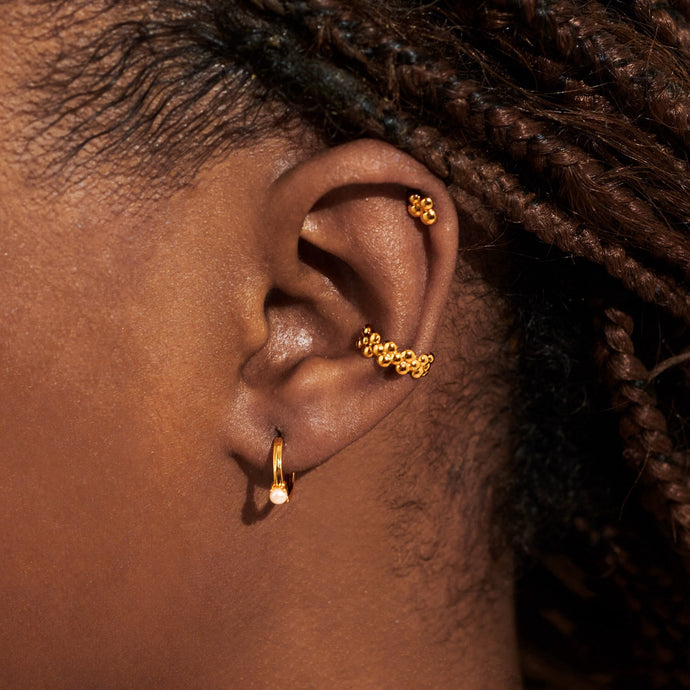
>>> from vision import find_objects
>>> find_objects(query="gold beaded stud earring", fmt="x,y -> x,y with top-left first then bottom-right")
356,325 -> 434,379
407,193 -> 437,226
269,437 -> 295,505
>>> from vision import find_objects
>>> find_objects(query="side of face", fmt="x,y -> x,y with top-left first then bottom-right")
0,7 -> 512,685
0,92 -> 308,678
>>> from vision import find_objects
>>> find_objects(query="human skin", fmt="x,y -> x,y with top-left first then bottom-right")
0,12 -> 520,688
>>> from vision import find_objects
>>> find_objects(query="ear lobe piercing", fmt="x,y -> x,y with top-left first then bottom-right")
269,437 -> 295,505
356,325 -> 434,378
407,193 -> 437,226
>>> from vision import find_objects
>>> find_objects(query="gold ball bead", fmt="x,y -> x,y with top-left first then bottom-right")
421,209 -> 437,226
411,369 -> 423,379
378,353 -> 392,367
384,341 -> 397,354
402,349 -> 415,361
396,361 -> 409,374
363,326 -> 372,335
408,194 -> 421,205
420,197 -> 434,211
370,333 -> 381,344
408,204 -> 422,217
362,346 -> 373,357
372,343 -> 384,356
428,353 -> 435,363
419,354 -> 428,365
392,351 -> 402,364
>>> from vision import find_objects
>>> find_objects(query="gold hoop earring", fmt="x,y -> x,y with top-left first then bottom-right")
407,193 -> 437,226
269,437 -> 294,505
356,325 -> 434,378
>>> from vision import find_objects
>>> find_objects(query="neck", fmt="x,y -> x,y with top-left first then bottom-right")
220,437 -> 521,688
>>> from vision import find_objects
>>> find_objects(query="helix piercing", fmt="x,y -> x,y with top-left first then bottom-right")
407,193 -> 437,226
269,437 -> 294,505
356,325 -> 434,379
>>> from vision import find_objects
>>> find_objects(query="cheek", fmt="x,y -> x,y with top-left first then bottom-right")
0,139 -> 292,680
0,195 -> 252,679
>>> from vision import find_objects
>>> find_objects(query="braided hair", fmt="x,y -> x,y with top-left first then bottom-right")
27,0 -> 690,686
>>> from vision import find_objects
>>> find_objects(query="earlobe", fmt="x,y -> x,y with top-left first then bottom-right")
226,139 -> 458,482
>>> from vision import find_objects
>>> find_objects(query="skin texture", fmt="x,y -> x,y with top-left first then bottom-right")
0,13 -> 520,689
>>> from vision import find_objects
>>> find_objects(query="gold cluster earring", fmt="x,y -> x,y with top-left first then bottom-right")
356,325 -> 434,378
407,193 -> 437,226
269,437 -> 294,505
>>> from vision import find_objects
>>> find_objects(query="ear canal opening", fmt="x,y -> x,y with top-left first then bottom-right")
263,286 -> 301,313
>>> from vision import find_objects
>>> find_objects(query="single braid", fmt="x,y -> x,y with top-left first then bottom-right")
599,308 -> 690,557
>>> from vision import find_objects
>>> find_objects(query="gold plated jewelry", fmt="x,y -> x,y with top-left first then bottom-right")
407,193 -> 437,226
356,325 -> 434,378
269,437 -> 294,505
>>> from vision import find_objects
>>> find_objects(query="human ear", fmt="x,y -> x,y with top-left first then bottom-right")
227,139 -> 458,476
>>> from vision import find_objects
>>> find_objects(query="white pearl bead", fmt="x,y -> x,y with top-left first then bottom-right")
269,486 -> 289,505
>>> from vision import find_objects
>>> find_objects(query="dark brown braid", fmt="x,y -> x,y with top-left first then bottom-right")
600,308 -> 690,552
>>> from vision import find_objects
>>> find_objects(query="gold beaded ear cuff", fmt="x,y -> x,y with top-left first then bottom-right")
356,325 -> 434,378
407,193 -> 437,226
269,437 -> 295,505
